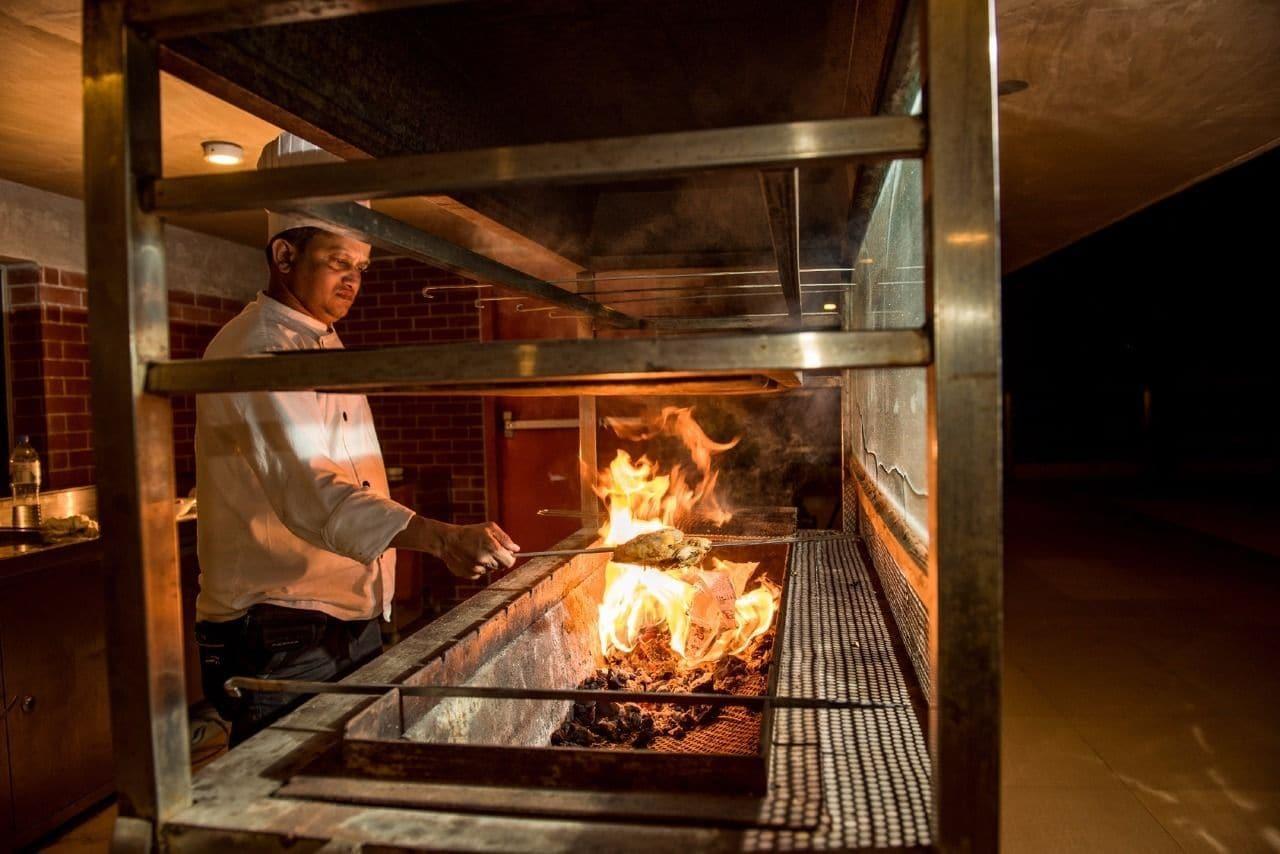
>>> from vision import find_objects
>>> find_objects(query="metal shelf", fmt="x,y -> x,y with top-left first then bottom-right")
145,330 -> 931,396
145,115 -> 926,214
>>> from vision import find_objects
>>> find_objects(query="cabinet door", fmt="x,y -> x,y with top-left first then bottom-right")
0,673 -> 13,849
0,556 -> 114,844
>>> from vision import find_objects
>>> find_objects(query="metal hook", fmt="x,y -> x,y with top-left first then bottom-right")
421,283 -> 491,299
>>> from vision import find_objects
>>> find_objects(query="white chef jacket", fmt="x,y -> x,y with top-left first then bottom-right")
194,292 -> 415,623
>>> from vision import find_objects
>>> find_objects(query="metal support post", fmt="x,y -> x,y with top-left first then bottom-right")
922,0 -> 1004,848
83,0 -> 191,835
577,272 -> 599,519
759,168 -> 802,324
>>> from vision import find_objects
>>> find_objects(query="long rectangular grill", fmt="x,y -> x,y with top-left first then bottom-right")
276,533 -> 932,847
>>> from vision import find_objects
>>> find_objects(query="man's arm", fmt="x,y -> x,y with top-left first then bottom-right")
212,389 -> 518,576
392,517 -> 520,580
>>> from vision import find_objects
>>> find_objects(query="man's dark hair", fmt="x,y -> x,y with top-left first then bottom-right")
265,226 -> 324,267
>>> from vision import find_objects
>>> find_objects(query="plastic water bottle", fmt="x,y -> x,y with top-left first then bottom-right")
9,436 -> 41,529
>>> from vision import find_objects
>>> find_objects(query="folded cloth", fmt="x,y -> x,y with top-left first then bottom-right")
41,513 -> 100,544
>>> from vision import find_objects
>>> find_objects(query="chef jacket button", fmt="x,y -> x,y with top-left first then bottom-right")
362,480 -> 371,488
342,411 -> 348,421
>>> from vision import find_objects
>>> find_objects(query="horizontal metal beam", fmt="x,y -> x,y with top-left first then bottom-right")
364,375 -> 799,397
127,0 -> 466,39
146,329 -> 931,395
296,202 -> 642,329
223,676 -> 904,711
146,116 -> 926,215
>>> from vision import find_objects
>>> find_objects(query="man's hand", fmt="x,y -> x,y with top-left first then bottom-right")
438,521 -> 521,580
393,516 -> 522,580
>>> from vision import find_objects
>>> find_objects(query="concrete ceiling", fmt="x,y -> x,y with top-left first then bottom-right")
1,0 -> 1277,275
0,0 -> 278,245
995,0 -> 1280,270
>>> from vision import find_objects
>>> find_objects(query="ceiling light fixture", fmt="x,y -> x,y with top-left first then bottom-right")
823,303 -> 838,311
201,140 -> 244,166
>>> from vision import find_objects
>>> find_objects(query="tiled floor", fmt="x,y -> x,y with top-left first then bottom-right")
1002,485 -> 1280,853
41,486 -> 1280,852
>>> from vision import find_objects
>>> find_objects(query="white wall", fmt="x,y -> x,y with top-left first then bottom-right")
0,177 -> 262,299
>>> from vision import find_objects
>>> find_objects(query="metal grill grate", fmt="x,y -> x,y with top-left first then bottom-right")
745,534 -> 933,849
647,671 -> 767,756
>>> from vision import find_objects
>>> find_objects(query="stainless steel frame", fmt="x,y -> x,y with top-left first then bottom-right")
84,0 -> 1002,848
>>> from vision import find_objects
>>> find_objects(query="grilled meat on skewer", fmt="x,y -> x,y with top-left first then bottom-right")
612,527 -> 712,568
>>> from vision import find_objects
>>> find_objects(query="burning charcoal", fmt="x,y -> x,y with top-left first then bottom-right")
692,704 -> 720,725
566,722 -> 594,746
631,731 -> 653,749
573,702 -> 596,726
689,674 -> 715,694
551,730 -> 566,746
605,671 -> 625,690
669,724 -> 686,739
592,719 -> 619,741
715,655 -> 747,681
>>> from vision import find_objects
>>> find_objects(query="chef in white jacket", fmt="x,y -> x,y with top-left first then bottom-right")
194,133 -> 519,745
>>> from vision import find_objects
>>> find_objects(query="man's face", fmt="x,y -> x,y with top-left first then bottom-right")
279,232 -> 371,326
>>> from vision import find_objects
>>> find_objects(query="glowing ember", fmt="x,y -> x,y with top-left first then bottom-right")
594,407 -> 780,666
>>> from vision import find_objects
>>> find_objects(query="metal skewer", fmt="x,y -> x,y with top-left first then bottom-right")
223,676 -> 903,711
513,532 -> 852,561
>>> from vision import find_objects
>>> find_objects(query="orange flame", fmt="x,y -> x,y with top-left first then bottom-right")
594,408 -> 778,666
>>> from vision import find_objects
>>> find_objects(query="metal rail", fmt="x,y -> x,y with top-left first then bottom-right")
223,676 -> 908,711
646,313 -> 843,333
144,330 -> 932,395
294,201 -> 643,329
144,115 -> 926,214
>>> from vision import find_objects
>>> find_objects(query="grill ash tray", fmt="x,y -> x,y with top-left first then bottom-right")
288,522 -> 794,805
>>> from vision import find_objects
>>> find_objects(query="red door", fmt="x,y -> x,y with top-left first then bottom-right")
482,299 -> 591,552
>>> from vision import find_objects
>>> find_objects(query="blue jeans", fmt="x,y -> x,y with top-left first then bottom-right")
195,604 -> 382,746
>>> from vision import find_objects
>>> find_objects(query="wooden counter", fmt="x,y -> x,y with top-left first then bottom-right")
0,488 -> 200,849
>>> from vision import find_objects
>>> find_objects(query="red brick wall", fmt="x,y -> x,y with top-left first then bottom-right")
5,265 -> 242,490
7,267 -> 94,488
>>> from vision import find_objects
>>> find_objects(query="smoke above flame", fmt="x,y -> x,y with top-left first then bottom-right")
594,407 -> 779,666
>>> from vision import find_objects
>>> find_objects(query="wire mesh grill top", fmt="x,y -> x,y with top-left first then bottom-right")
743,534 -> 933,850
